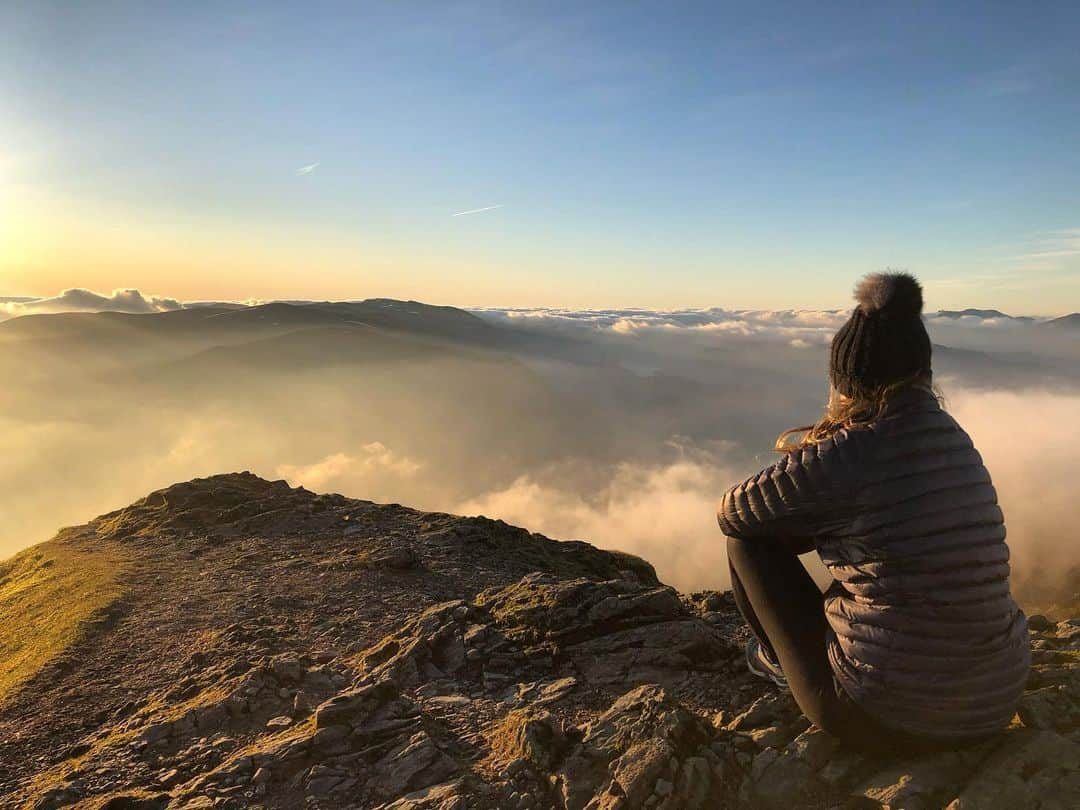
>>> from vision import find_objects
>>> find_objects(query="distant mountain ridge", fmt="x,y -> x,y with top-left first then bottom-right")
0,299 -> 495,344
5,293 -> 1078,328
929,308 -> 1080,330
1041,312 -> 1080,330
931,308 -> 1036,323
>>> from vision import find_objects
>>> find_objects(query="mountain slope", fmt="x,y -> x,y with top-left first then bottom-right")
1,475 -> 1078,809
1040,313 -> 1080,330
0,473 -> 678,807
0,540 -> 125,703
0,301 -> 495,345
0,300 -> 501,385
932,309 -> 1036,323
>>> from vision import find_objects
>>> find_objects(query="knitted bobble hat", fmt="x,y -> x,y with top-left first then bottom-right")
829,272 -> 932,396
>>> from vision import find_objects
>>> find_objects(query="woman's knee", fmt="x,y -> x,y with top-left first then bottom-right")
726,534 -> 760,567
727,535 -> 790,577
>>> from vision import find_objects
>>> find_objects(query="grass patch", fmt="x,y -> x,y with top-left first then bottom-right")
0,537 -> 127,703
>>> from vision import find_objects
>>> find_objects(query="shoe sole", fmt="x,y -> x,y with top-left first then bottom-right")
746,647 -> 791,691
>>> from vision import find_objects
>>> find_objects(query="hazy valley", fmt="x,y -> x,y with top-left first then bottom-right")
2,297 -> 1079,604
1,298 -> 1080,807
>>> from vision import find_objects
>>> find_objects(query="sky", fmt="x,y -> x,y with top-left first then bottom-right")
1,1 -> 1079,313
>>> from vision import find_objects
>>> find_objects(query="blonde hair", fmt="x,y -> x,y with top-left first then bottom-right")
775,375 -> 938,452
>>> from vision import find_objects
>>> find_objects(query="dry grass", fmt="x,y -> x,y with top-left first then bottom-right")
0,537 -> 127,703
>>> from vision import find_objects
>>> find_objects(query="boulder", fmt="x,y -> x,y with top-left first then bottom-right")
373,780 -> 468,810
948,730 -> 1080,809
852,743 -> 995,810
555,685 -> 723,810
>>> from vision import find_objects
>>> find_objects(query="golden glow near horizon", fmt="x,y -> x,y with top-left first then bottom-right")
2,196 -> 1077,315
2,166 -> 1075,314
0,189 -> 781,310
2,131 -> 1077,315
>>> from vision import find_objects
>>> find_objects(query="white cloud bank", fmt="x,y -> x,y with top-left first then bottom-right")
1,288 -> 1062,336
947,388 -> 1080,603
447,387 -> 1080,598
456,451 -> 738,593
0,288 -> 183,320
276,443 -> 422,498
473,305 -> 1059,346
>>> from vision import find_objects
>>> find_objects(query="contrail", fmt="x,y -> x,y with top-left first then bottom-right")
452,204 -> 502,217
295,162 -> 320,176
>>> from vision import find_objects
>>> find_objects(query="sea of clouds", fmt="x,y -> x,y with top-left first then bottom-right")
2,288 -> 1078,605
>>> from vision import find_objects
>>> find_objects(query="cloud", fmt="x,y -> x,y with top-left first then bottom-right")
946,388 -> 1080,606
476,306 -> 850,345
476,304 -> 1071,350
1,279 -> 1076,617
295,162 -> 320,176
0,288 -> 184,321
936,228 -> 1080,301
449,385 -> 1080,602
276,443 -> 422,496
456,449 -> 737,593
1010,228 -> 1080,263
972,65 -> 1038,98
451,205 -> 502,217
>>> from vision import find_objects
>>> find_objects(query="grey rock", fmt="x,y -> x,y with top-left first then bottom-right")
853,743 -> 994,809
371,731 -> 460,799
950,730 -> 1080,809
1028,614 -> 1054,632
785,728 -> 841,771
508,709 -> 568,770
373,780 -> 468,810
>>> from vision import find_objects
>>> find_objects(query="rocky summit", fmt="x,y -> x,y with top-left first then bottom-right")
0,473 -> 1078,810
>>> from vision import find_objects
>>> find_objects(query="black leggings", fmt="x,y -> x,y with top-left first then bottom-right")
727,536 -> 984,756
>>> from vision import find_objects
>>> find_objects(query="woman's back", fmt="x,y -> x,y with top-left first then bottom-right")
819,387 -> 1030,738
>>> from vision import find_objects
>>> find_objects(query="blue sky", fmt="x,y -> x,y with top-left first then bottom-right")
1,1 -> 1078,312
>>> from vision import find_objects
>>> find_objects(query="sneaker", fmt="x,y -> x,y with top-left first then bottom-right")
746,637 -> 790,691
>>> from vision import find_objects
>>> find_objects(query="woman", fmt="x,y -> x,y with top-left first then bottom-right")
717,271 -> 1030,754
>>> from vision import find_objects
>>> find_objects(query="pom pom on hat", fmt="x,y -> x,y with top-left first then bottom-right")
853,271 -> 924,316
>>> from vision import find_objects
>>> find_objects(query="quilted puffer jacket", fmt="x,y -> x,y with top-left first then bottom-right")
717,386 -> 1030,739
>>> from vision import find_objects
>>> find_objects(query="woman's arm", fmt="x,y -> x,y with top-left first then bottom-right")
717,428 -> 866,542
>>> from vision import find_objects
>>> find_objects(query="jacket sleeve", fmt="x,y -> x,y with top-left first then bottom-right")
717,428 -> 865,541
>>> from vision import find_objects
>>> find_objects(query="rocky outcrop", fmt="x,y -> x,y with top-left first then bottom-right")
554,684 -> 725,810
475,574 -> 737,689
161,577 -> 1080,809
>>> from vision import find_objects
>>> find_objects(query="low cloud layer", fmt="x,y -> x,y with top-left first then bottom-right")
473,306 -> 1072,355
455,451 -> 736,593
1,289 -> 1077,608
443,386 -> 1080,596
476,306 -> 848,345
4,386 -> 1070,597
276,443 -> 422,498
947,388 -> 1080,604
1,289 -> 1068,337
0,288 -> 183,320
